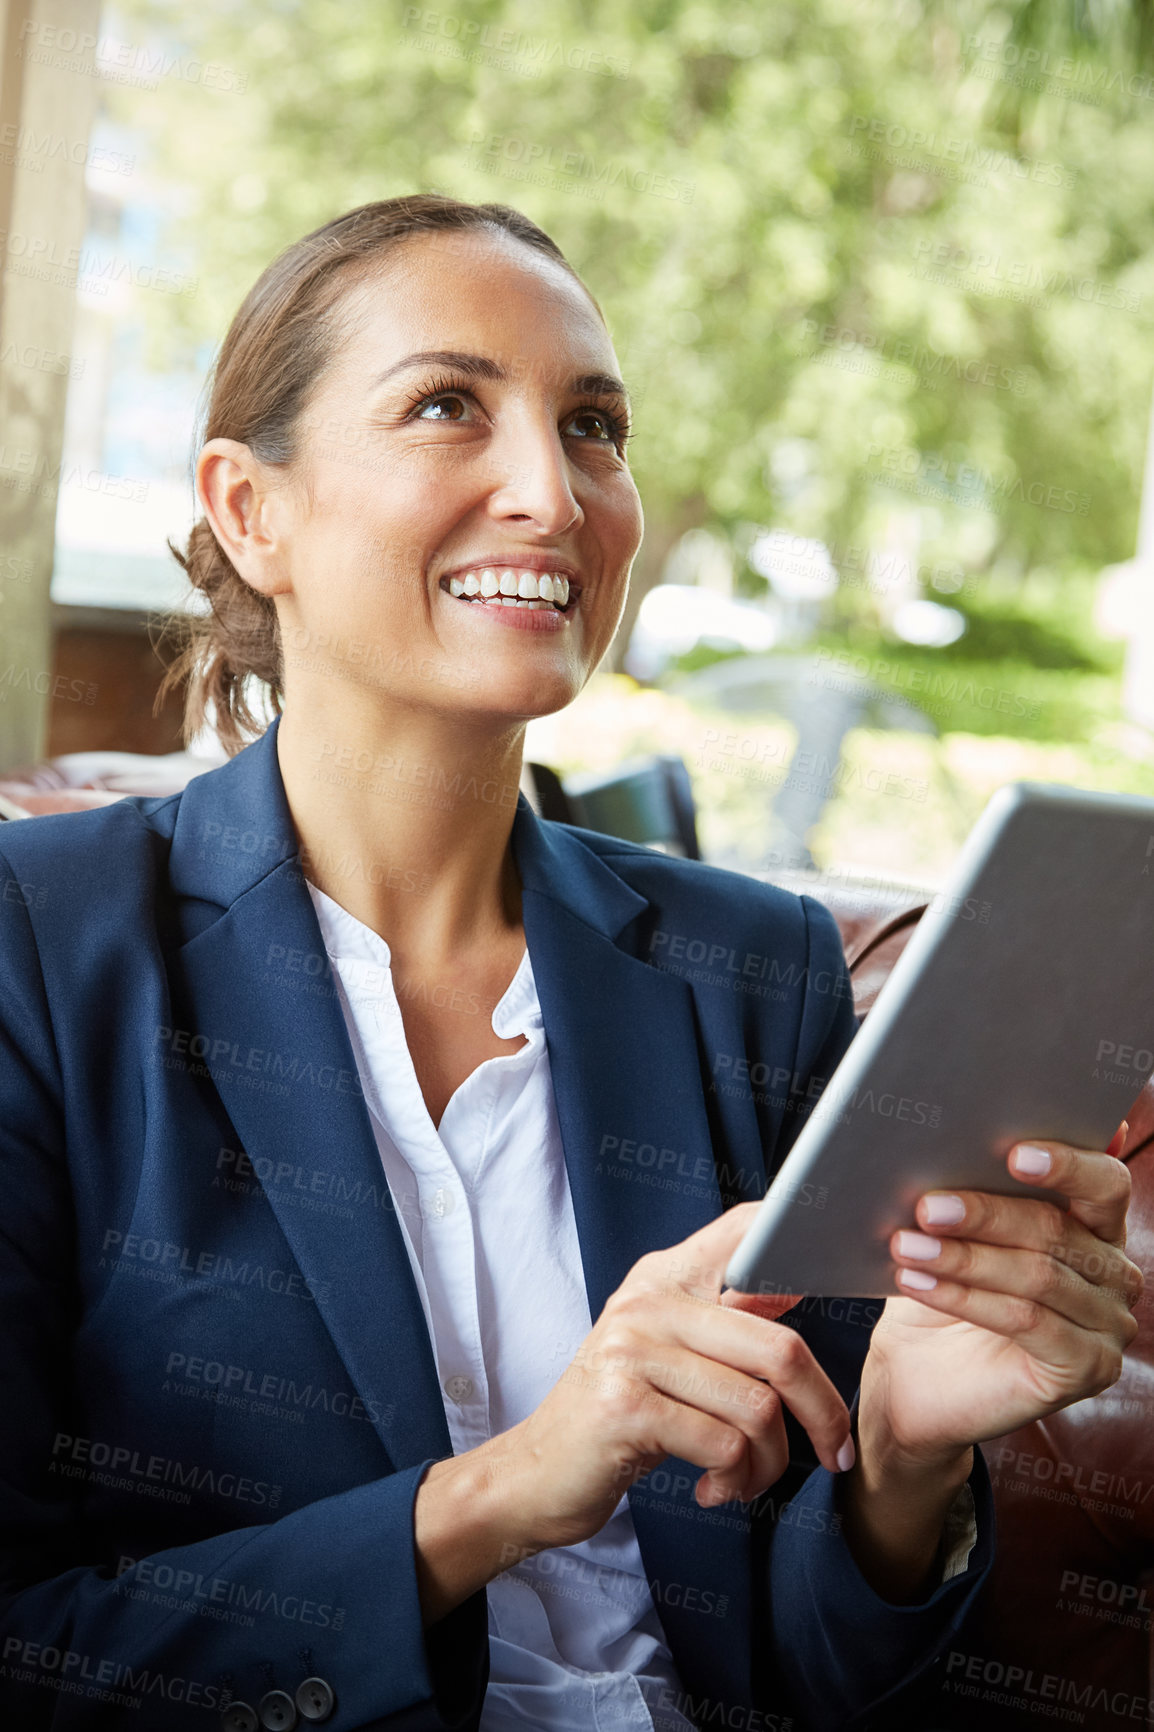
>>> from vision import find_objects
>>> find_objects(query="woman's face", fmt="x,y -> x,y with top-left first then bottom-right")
263,228 -> 644,725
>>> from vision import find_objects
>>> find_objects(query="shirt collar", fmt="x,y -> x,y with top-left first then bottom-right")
305,878 -> 542,1041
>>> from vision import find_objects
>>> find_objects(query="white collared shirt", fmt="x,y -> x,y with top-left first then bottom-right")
305,880 -> 977,1727
306,880 -> 699,1731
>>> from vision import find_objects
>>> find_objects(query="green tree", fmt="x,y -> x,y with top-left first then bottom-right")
113,0 -> 1154,673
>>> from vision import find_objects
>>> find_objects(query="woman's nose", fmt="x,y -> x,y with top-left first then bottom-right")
484,425 -> 584,535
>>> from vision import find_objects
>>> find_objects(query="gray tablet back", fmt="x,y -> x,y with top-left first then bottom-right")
724,783 -> 1154,1298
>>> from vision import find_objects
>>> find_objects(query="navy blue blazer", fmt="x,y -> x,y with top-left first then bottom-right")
0,715 -> 992,1732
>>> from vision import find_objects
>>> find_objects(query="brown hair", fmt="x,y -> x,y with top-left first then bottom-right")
155,194 -> 589,756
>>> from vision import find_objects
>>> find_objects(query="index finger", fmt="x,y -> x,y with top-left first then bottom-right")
672,1299 -> 854,1478
1004,1132 -> 1131,1246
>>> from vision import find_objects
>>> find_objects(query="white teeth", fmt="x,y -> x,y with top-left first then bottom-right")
444,567 -> 574,608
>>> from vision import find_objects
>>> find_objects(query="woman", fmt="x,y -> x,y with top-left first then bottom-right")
0,195 -> 1140,1732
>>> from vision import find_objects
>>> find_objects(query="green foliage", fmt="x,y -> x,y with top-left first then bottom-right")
666,642 -> 750,675
108,0 -> 1154,721
944,586 -> 1120,670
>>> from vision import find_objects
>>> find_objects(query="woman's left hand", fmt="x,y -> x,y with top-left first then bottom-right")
862,1122 -> 1144,1466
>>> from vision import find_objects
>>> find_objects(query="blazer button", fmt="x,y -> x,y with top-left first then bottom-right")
257,1690 -> 298,1730
295,1676 -> 336,1721
221,1706 -> 259,1732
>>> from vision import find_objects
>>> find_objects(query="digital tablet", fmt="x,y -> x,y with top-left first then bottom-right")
723,782 -> 1154,1298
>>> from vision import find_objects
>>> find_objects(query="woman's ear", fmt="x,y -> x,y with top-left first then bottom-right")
196,438 -> 293,598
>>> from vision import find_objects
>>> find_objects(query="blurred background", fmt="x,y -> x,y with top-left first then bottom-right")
5,0 -> 1154,883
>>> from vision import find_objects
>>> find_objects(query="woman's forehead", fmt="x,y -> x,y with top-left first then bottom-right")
328,231 -> 614,378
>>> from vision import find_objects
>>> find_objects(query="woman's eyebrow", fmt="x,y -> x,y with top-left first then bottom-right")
572,371 -> 632,409
368,349 -> 631,408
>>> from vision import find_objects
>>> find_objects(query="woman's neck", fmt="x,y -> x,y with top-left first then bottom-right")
274,693 -> 527,960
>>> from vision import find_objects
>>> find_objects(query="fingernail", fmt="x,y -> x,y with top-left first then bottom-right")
898,1267 -> 938,1290
700,1479 -> 727,1507
1013,1144 -> 1051,1175
897,1230 -> 942,1260
836,1436 -> 856,1473
923,1194 -> 965,1225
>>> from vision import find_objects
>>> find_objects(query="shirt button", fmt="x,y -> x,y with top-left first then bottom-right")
429,1183 -> 458,1218
444,1373 -> 475,1404
295,1677 -> 336,1722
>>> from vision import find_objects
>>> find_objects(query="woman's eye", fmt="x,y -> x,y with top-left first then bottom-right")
417,394 -> 469,422
564,409 -> 616,441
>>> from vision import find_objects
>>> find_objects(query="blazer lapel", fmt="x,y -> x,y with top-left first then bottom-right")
510,806 -> 726,1319
168,721 -> 451,1470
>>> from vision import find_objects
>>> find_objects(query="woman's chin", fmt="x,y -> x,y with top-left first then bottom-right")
448,662 -> 583,721
481,687 -> 581,725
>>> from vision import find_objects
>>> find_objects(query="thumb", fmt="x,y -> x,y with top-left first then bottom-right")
665,1201 -> 765,1298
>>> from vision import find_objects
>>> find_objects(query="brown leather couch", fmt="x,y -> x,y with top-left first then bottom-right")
4,768 -> 1151,1726
817,875 -> 1154,1732
0,750 -> 215,819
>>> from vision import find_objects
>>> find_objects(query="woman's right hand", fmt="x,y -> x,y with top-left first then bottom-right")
499,1202 -> 855,1553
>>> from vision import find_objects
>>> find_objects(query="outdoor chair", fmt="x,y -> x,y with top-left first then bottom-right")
526,754 -> 701,859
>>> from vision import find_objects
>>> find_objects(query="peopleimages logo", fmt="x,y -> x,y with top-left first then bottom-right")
824,1084 -> 942,1128
465,131 -> 694,202
403,8 -> 630,77
154,1022 -> 363,1099
50,1432 -> 281,1509
163,1351 -> 393,1426
1093,1038 -> 1154,1083
864,443 -> 1090,515
965,34 -> 1154,105
115,1556 -> 346,1629
15,19 -> 248,92
944,1649 -> 1154,1720
812,648 -> 1041,725
0,228 -> 197,296
846,114 -> 1072,187
99,1226 -> 331,1304
1,1637 -> 220,1712
909,238 -> 1141,312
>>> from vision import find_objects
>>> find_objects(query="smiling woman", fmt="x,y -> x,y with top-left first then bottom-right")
0,194 -> 1141,1732
159,197 -> 640,759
